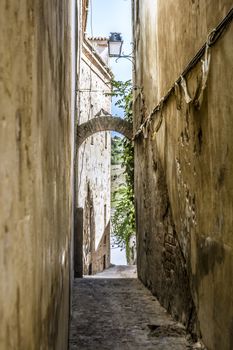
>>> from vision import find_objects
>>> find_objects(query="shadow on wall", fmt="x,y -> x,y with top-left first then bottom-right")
74,203 -> 111,277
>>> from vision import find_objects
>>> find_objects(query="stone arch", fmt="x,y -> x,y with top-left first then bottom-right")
77,115 -> 133,148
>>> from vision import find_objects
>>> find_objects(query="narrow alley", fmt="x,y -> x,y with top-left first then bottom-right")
69,266 -> 199,350
1,1 -> 233,350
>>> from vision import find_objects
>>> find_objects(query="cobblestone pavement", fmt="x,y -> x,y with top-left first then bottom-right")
88,264 -> 138,279
69,266 -> 200,350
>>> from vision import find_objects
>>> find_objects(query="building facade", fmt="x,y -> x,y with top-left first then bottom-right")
77,36 -> 112,275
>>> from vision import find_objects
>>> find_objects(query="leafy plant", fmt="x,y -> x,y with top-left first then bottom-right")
111,136 -> 124,165
109,80 -> 135,263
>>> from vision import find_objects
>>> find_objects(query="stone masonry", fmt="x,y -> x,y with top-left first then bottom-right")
77,115 -> 133,148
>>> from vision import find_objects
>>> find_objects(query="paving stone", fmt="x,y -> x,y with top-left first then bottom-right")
69,266 -> 196,350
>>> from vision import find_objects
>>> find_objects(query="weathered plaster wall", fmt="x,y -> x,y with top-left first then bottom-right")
0,1 -> 75,349
133,1 -> 233,349
77,40 -> 112,274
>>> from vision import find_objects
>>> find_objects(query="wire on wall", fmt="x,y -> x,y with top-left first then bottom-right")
133,8 -> 233,140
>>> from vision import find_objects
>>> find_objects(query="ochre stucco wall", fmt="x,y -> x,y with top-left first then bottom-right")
133,1 -> 233,349
0,1 -> 75,349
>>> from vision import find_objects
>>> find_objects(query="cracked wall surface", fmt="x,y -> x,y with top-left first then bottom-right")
133,1 -> 233,349
0,1 -> 75,349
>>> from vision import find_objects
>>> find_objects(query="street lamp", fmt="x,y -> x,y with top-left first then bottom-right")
108,32 -> 123,57
108,32 -> 134,64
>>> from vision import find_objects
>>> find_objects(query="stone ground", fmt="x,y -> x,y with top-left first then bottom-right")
69,266 -> 203,350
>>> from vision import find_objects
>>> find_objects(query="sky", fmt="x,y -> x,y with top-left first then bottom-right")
86,0 -> 132,117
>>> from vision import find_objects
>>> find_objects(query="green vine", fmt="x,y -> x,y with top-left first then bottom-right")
109,80 -> 135,263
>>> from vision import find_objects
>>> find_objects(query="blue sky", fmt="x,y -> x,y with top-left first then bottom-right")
86,0 -> 132,118
86,0 -> 132,80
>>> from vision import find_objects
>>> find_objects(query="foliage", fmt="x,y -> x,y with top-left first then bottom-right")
109,79 -> 133,118
112,185 -> 135,261
109,80 -> 135,263
111,136 -> 123,165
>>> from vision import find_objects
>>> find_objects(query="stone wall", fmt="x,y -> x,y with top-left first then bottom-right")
0,1 -> 76,349
77,115 -> 133,147
77,38 -> 112,275
133,1 -> 233,349
92,222 -> 111,274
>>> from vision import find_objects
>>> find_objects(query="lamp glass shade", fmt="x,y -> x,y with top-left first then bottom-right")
108,33 -> 123,57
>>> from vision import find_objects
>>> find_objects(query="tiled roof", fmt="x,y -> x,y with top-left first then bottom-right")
88,36 -> 108,41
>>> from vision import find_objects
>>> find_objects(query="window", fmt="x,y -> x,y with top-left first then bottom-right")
105,132 -> 108,149
104,204 -> 107,226
103,255 -> 106,270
